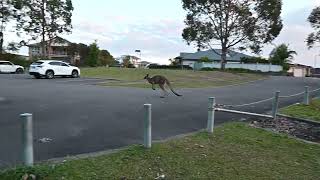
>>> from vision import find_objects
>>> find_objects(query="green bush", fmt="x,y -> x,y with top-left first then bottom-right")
0,53 -> 33,67
226,68 -> 262,73
240,57 -> 269,64
200,67 -> 219,71
198,56 -> 212,63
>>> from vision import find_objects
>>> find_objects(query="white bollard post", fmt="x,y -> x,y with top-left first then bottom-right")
207,97 -> 215,133
144,104 -> 152,148
304,86 -> 310,105
21,113 -> 34,166
272,91 -> 280,120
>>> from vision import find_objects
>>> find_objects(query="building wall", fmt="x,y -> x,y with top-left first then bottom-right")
182,60 -> 196,68
289,67 -> 310,77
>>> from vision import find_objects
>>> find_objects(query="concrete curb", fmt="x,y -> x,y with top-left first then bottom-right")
277,114 -> 320,126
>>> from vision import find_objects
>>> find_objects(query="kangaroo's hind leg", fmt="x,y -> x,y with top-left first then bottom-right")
159,84 -> 169,98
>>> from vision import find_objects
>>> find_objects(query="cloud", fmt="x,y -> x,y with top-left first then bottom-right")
261,6 -> 320,67
66,16 -> 194,64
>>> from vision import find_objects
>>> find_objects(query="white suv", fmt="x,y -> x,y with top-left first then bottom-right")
29,60 -> 80,79
0,61 -> 24,74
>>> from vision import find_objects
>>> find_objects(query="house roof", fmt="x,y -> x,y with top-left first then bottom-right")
179,49 -> 252,62
289,63 -> 313,68
28,36 -> 71,47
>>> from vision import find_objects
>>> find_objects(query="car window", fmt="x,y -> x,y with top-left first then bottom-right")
2,62 -> 13,65
60,62 -> 69,67
49,62 -> 61,66
32,61 -> 44,65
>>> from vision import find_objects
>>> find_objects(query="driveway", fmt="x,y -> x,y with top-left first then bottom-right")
0,74 -> 319,168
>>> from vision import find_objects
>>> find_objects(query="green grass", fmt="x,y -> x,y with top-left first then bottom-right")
1,123 -> 320,179
280,99 -> 320,122
81,67 -> 265,88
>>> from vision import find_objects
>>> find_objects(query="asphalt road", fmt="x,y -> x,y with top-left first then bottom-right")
0,74 -> 319,168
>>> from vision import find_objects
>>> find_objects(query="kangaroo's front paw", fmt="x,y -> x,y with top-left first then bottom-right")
152,88 -> 156,90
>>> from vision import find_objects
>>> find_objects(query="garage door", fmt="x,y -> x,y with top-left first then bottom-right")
294,68 -> 304,77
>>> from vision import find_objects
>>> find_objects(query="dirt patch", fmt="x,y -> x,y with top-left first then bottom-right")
250,117 -> 320,143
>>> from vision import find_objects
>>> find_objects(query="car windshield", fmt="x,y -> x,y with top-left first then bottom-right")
32,61 -> 44,65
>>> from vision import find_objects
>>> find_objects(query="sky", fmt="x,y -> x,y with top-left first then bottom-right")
5,0 -> 320,67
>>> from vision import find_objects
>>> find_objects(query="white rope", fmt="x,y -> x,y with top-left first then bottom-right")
217,97 -> 274,108
310,88 -> 320,93
279,92 -> 305,98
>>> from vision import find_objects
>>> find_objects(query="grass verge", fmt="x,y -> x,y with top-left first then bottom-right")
280,99 -> 320,122
81,67 -> 265,88
1,123 -> 319,179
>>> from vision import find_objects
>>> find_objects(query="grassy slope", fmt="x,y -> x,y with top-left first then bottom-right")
81,67 -> 265,88
1,123 -> 319,179
280,99 -> 320,122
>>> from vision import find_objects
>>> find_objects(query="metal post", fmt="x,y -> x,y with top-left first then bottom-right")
272,91 -> 280,119
21,113 -> 34,166
207,97 -> 215,133
304,86 -> 310,105
143,104 -> 152,148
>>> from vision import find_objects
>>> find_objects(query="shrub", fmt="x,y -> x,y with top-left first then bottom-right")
198,56 -> 212,63
148,65 -> 193,70
200,67 -> 219,71
240,57 -> 269,64
0,53 -> 33,67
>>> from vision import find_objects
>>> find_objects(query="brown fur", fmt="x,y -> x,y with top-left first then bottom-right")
144,74 -> 182,97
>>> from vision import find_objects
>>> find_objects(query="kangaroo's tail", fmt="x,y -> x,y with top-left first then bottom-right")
166,79 -> 182,96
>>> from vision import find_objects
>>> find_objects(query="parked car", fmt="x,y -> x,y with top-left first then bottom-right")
29,60 -> 80,79
0,60 -> 24,74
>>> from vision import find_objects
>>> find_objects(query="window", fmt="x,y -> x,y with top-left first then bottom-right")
32,61 -> 44,65
49,62 -> 61,66
60,63 -> 69,67
0,62 -> 13,65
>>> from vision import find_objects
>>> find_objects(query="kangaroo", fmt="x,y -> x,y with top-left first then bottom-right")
144,74 -> 182,97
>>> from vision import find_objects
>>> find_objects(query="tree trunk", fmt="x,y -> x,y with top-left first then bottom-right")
0,32 -> 3,54
221,46 -> 227,70
41,0 -> 46,58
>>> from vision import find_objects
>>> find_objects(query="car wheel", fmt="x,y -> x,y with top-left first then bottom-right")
71,70 -> 79,78
16,68 -> 24,74
45,70 -> 54,79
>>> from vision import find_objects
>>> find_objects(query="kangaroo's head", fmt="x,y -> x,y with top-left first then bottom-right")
144,74 -> 149,79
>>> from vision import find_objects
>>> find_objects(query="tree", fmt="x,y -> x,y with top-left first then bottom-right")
67,43 -> 90,65
85,41 -> 100,67
169,58 -> 179,66
0,0 -> 24,54
198,56 -> 211,63
182,0 -> 283,69
269,44 -> 296,71
122,55 -> 131,68
18,0 -> 73,57
307,6 -> 320,48
99,49 -> 115,66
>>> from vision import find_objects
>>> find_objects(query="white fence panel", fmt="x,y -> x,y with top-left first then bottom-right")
197,62 -> 283,72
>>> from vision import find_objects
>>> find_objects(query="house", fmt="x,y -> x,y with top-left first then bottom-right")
139,61 -> 152,68
311,68 -> 320,78
28,37 -> 80,64
115,55 -> 142,68
288,64 -> 312,77
178,49 -> 253,68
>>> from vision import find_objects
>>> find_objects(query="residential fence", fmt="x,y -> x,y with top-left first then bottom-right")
18,86 -> 320,166
194,62 -> 283,72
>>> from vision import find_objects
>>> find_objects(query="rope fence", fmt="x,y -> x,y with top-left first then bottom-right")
216,87 -> 320,108
216,97 -> 274,108
15,86 -> 320,167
